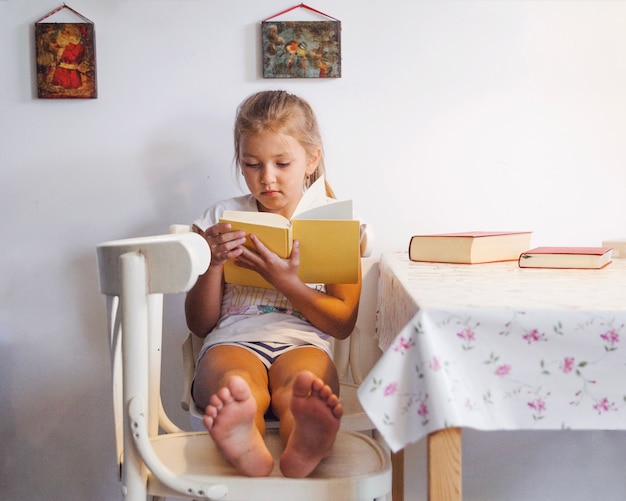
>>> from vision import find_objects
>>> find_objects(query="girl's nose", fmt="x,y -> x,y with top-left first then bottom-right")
261,166 -> 277,186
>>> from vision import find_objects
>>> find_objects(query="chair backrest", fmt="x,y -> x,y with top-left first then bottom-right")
97,233 -> 210,474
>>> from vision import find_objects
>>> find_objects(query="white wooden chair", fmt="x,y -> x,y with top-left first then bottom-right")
96,232 -> 391,501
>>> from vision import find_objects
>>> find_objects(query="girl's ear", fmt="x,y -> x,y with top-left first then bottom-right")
306,147 -> 322,175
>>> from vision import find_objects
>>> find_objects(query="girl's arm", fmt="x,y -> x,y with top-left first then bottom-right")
234,235 -> 362,340
184,223 -> 246,338
281,276 -> 361,340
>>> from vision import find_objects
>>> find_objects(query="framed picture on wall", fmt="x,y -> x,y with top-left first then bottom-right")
262,21 -> 341,78
35,5 -> 97,99
261,4 -> 342,79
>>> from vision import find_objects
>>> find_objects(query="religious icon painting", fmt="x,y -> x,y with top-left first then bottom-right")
261,20 -> 341,79
35,6 -> 97,99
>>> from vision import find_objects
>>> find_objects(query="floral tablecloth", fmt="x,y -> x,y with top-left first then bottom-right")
358,253 -> 626,453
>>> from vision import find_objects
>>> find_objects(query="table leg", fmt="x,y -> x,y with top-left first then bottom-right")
391,450 -> 404,501
428,427 -> 462,501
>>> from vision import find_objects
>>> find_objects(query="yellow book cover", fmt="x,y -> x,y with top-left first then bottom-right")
219,177 -> 360,288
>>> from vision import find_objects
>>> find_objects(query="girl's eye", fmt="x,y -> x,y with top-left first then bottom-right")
243,162 -> 261,168
277,162 -> 290,168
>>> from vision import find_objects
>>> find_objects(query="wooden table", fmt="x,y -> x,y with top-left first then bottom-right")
358,253 -> 626,500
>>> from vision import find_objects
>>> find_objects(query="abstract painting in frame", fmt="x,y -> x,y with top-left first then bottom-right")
35,22 -> 98,99
262,21 -> 341,78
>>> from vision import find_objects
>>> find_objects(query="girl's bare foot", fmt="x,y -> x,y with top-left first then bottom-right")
203,375 -> 273,477
279,371 -> 343,478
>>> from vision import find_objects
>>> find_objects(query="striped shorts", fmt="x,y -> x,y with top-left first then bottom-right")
209,341 -> 314,369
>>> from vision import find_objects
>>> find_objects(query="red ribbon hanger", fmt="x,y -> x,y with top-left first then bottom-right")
35,3 -> 94,24
263,3 -> 339,22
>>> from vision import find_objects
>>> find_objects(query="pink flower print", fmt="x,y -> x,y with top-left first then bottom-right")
384,382 -> 398,396
600,329 -> 619,351
593,397 -> 616,414
417,401 -> 428,418
394,336 -> 415,355
601,329 -> 619,344
528,397 -> 546,412
560,357 -> 575,373
457,327 -> 475,342
494,364 -> 511,377
429,356 -> 441,372
522,328 -> 546,344
457,327 -> 476,349
417,393 -> 429,424
528,396 -> 548,420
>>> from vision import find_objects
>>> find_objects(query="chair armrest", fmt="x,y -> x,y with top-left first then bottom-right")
97,232 -> 210,296
128,396 -> 228,500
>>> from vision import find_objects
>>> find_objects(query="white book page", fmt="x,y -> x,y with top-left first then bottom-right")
293,176 -> 354,220
293,200 -> 354,220
293,175 -> 328,215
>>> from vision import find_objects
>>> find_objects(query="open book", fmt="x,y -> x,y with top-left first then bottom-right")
219,177 -> 360,288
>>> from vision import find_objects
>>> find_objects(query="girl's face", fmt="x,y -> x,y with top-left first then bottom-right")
239,131 -> 320,218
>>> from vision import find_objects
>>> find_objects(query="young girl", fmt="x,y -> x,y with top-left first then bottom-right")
185,90 -> 367,478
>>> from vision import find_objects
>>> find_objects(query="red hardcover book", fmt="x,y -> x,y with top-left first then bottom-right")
518,246 -> 613,269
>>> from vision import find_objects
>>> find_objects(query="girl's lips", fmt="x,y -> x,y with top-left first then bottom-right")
261,190 -> 280,197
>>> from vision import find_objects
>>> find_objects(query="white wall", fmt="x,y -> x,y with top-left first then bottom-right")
2,1 -> 625,499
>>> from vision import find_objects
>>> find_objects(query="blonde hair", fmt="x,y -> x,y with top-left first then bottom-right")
234,90 -> 335,198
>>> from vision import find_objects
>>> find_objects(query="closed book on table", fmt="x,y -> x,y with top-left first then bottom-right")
408,231 -> 532,264
518,246 -> 613,269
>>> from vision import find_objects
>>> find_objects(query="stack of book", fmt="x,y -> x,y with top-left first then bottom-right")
407,231 -> 615,269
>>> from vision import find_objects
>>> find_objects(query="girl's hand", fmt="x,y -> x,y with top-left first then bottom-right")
193,223 -> 247,268
234,234 -> 301,289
